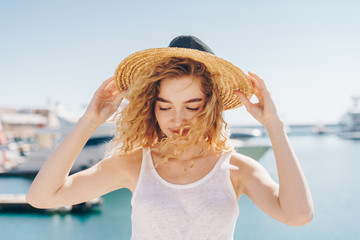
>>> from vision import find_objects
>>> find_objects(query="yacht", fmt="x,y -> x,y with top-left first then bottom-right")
338,96 -> 360,140
1,109 -> 114,176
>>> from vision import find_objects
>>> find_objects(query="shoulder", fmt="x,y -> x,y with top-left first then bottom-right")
228,152 -> 267,196
111,147 -> 143,174
99,147 -> 143,191
229,152 -> 261,176
117,147 -> 143,163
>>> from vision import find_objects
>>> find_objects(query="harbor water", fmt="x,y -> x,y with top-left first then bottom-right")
1,130 -> 360,240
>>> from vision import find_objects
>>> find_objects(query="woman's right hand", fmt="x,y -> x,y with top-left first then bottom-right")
83,76 -> 126,126
27,77 -> 127,209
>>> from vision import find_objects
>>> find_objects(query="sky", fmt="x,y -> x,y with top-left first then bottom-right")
1,0 -> 360,126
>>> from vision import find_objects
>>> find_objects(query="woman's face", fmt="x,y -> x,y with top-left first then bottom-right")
155,76 -> 205,138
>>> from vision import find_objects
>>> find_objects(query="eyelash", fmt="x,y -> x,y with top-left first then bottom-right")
159,107 -> 199,111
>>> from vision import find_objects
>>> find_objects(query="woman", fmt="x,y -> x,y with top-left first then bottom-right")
27,36 -> 313,239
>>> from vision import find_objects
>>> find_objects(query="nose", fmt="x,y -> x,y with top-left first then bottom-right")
172,109 -> 184,127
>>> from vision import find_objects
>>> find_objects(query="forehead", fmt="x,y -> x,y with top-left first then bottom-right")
158,76 -> 204,98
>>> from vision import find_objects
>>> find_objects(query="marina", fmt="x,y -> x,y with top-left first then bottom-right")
0,106 -> 273,214
0,106 -> 272,176
0,102 -> 358,239
1,131 -> 359,239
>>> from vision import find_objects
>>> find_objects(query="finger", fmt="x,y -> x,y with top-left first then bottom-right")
248,71 -> 259,78
247,76 -> 263,100
107,82 -> 121,95
104,77 -> 119,92
112,91 -> 127,108
252,89 -> 263,103
105,77 -> 117,88
247,74 -> 261,91
96,77 -> 115,95
102,77 -> 123,98
234,90 -> 252,110
100,76 -> 114,88
248,71 -> 267,91
248,72 -> 270,98
248,71 -> 262,81
248,72 -> 263,88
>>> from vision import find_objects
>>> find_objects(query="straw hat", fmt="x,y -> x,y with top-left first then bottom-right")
114,35 -> 253,110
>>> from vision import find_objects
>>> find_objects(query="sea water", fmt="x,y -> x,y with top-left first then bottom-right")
1,131 -> 360,240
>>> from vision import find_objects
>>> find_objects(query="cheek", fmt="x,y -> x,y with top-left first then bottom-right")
154,108 -> 167,127
183,111 -> 198,120
155,110 -> 171,137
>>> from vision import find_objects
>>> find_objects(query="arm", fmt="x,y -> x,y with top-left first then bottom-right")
234,72 -> 313,226
26,77 -> 127,208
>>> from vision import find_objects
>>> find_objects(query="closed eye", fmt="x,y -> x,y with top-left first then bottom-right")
158,107 -> 200,111
187,107 -> 199,111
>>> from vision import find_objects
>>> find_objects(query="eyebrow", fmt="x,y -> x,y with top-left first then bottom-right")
156,97 -> 203,104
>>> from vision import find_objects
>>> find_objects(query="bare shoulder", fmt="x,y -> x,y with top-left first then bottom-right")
229,152 -> 266,197
99,148 -> 143,191
229,151 -> 278,199
114,148 -> 143,165
229,152 -> 261,177
112,147 -> 142,172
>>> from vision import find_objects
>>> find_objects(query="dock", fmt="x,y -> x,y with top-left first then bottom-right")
0,194 -> 103,213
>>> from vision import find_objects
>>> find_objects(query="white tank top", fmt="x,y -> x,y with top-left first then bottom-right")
130,147 -> 239,240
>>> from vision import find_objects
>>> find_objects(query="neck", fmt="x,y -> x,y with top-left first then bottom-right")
153,140 -> 212,162
176,143 -> 208,161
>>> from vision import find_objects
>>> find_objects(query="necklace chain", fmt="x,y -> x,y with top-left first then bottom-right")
180,159 -> 196,178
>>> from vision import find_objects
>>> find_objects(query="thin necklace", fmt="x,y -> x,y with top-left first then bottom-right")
154,157 -> 197,179
179,159 -> 196,179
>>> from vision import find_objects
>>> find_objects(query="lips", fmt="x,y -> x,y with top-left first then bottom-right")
170,128 -> 189,135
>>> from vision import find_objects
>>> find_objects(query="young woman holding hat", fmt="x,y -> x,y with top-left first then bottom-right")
27,36 -> 313,239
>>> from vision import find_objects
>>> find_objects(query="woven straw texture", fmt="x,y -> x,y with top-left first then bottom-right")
114,47 -> 253,110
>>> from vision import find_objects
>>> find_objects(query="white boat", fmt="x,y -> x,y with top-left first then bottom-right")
338,96 -> 360,140
229,127 -> 270,160
0,120 -> 26,173
0,142 -> 25,173
2,115 -> 114,176
231,138 -> 271,160
230,127 -> 263,140
312,124 -> 328,135
0,194 -> 102,213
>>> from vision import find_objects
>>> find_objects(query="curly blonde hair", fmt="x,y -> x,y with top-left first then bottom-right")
109,57 -> 232,160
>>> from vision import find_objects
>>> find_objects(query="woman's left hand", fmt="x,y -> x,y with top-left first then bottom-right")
234,72 -> 314,226
234,71 -> 280,128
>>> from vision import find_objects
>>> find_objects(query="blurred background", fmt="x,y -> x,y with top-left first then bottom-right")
1,0 -> 360,239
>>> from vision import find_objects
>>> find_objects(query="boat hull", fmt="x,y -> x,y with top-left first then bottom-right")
337,131 -> 360,140
235,145 -> 271,160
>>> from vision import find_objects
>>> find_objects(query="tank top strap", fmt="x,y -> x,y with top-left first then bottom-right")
219,150 -> 233,170
130,147 -> 152,206
218,150 -> 238,205
141,147 -> 152,168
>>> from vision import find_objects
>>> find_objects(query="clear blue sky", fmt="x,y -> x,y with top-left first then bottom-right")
1,0 -> 360,125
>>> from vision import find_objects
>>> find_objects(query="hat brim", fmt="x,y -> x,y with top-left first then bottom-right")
114,47 -> 253,110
